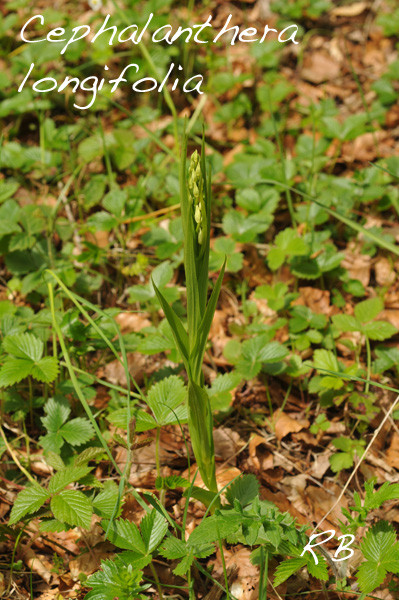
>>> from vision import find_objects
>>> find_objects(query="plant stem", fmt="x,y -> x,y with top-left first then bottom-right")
259,547 -> 268,600
155,427 -> 166,506
22,420 -> 31,470
217,530 -> 230,600
150,562 -> 164,600
365,336 -> 371,394
28,376 -> 33,428
7,529 -> 24,596
0,425 -> 36,485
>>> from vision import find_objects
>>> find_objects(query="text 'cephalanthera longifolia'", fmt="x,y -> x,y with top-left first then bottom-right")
17,13 -> 300,110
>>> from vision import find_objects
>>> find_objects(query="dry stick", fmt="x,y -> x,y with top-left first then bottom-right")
121,203 -> 180,224
311,393 -> 399,535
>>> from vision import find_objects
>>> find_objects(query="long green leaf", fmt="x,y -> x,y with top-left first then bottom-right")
152,279 -> 190,376
191,259 -> 226,382
197,132 -> 211,312
187,381 -> 217,493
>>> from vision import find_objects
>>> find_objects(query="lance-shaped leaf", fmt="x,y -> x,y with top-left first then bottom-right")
152,279 -> 190,376
188,381 -> 217,493
191,259 -> 226,383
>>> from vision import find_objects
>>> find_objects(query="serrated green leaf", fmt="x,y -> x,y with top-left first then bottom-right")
363,320 -> 397,341
258,341 -> 289,363
102,518 -> 146,553
41,396 -> 70,432
267,247 -> 286,270
31,356 -> 59,383
45,451 -> 65,471
48,465 -> 92,494
135,410 -> 157,432
60,418 -> 95,446
40,431 -> 64,454
225,475 -> 259,507
313,349 -> 339,373
9,484 -> 50,524
86,557 -> 149,600
173,553 -> 195,577
356,521 -> 399,593
160,536 -> 187,559
93,481 -> 122,519
365,482 -> 399,510
357,561 -> 387,593
140,509 -> 168,553
355,297 -> 383,323
39,519 -> 68,533
189,513 -> 242,546
74,446 -> 105,466
361,521 -> 397,562
273,557 -> 307,586
51,490 -> 92,528
329,452 -> 353,473
155,475 -> 190,490
3,333 -> 43,361
306,554 -> 328,580
145,375 -> 187,428
332,314 -> 360,332
0,357 -> 33,387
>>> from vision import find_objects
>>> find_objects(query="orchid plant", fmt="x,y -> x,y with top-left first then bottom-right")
152,132 -> 225,493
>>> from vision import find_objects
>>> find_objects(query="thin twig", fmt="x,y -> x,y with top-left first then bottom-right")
121,203 -> 180,224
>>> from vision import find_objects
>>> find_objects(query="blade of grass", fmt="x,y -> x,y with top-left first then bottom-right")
47,278 -> 149,513
259,179 -> 399,257
47,282 -> 121,475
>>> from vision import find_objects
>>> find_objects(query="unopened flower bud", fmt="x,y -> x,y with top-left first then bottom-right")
198,226 -> 203,245
194,204 -> 202,224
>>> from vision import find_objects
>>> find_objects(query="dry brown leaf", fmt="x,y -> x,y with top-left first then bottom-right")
214,428 -> 243,465
306,484 -> 348,531
281,474 -> 308,516
331,2 -> 368,17
115,312 -> 151,333
21,547 -> 58,585
342,131 -> 389,163
297,287 -> 331,315
374,256 -> 395,286
248,434 -> 274,471
386,433 -> 399,468
249,292 -> 276,319
69,546 -> 114,580
378,310 -> 399,331
310,451 -> 332,479
214,547 -> 259,600
102,352 -> 168,387
273,409 -> 309,441
342,249 -> 371,287
301,51 -> 341,84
